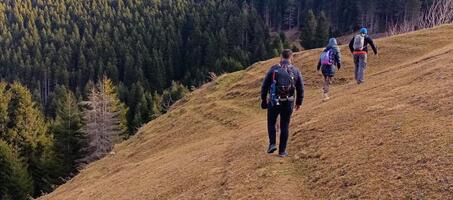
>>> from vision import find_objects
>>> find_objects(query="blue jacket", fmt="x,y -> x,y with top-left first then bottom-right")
261,60 -> 304,106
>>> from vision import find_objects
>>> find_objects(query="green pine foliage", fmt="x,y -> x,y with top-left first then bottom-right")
297,0 -> 422,49
0,82 -> 57,197
51,86 -> 84,178
0,140 -> 33,200
300,9 -> 318,49
0,0 -> 274,136
0,83 -> 11,133
161,81 -> 190,111
315,11 -> 331,47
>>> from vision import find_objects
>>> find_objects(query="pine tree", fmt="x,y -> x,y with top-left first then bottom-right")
4,83 -> 51,152
161,81 -> 189,111
284,0 -> 297,29
1,82 -> 56,197
0,83 -> 11,134
143,91 -> 157,121
151,91 -> 163,119
315,11 -> 330,47
51,86 -> 84,177
0,140 -> 33,200
215,57 -> 245,74
272,36 -> 284,54
127,83 -> 151,133
279,32 -> 291,49
300,9 -> 317,49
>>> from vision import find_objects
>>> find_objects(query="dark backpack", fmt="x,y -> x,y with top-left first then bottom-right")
272,64 -> 296,98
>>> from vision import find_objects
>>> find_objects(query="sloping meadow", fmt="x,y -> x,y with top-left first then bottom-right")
41,25 -> 453,200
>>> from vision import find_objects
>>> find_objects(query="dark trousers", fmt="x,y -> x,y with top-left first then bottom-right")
267,101 -> 293,153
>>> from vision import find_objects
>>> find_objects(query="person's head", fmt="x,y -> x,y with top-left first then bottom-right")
327,38 -> 338,47
281,49 -> 293,60
359,27 -> 368,35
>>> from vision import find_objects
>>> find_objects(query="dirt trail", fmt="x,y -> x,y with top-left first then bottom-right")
41,25 -> 453,200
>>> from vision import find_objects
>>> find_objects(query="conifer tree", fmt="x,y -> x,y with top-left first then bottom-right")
161,81 -> 189,111
0,83 -> 11,133
272,36 -> 284,54
0,82 -> 56,197
300,9 -> 317,49
51,86 -> 83,177
315,11 -> 330,47
0,140 -> 33,200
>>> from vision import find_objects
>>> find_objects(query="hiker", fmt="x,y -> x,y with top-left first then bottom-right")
349,28 -> 378,84
260,49 -> 304,157
317,38 -> 342,101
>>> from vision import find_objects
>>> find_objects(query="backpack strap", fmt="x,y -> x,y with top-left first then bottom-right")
269,66 -> 280,106
286,64 -> 296,86
272,64 -> 279,82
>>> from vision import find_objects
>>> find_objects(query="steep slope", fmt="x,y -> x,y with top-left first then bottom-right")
41,25 -> 453,200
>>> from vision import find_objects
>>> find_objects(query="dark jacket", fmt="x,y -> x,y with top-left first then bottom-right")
349,35 -> 378,54
261,60 -> 304,106
317,47 -> 342,71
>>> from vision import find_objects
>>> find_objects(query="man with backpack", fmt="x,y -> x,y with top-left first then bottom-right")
349,28 -> 378,84
260,49 -> 304,157
317,38 -> 342,101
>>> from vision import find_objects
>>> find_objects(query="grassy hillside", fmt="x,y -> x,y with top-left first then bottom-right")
40,25 -> 453,200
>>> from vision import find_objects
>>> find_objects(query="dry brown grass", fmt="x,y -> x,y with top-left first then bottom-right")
40,25 -> 453,200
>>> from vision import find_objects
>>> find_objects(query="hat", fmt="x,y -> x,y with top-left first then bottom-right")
360,28 -> 368,34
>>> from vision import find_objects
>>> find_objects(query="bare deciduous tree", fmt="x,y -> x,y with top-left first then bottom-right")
387,20 -> 418,36
388,0 -> 453,35
208,72 -> 218,81
419,0 -> 453,28
77,78 -> 126,166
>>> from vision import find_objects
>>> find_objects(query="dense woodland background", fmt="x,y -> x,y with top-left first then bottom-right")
0,0 -> 442,199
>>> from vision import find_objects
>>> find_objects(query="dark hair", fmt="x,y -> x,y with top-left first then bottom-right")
282,49 -> 293,59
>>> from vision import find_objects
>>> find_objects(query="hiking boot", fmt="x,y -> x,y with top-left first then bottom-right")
322,93 -> 330,101
267,144 -> 277,154
278,151 -> 288,157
